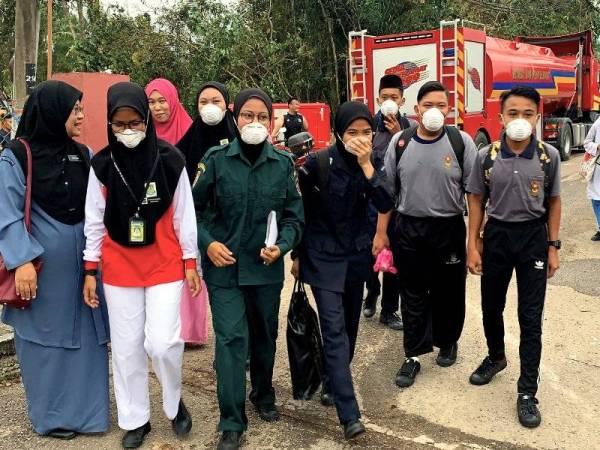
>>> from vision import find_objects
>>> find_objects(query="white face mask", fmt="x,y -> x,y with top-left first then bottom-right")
421,107 -> 445,132
380,99 -> 399,117
115,129 -> 146,149
200,103 -> 225,126
240,122 -> 269,145
504,118 -> 533,141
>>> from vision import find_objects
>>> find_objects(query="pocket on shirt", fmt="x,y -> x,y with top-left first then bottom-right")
527,175 -> 544,199
259,185 -> 286,215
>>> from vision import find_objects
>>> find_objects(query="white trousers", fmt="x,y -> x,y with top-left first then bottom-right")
104,280 -> 185,430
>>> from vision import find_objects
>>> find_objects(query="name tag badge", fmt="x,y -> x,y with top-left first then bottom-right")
67,154 -> 82,162
129,215 -> 146,244
220,138 -> 229,146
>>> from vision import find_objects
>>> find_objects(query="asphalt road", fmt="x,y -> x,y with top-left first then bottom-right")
0,153 -> 598,450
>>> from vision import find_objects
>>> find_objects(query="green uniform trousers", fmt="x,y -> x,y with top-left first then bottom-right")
208,282 -> 283,432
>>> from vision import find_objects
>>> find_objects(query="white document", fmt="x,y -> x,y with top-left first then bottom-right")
265,210 -> 278,247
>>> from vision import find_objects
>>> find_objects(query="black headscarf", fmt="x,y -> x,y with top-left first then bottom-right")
334,101 -> 374,170
91,82 -> 185,247
175,82 -> 237,183
8,80 -> 90,225
232,88 -> 273,164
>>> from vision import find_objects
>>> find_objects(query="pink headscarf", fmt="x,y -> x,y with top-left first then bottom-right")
145,78 -> 193,145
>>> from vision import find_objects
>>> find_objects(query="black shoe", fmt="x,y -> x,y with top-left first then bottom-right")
255,403 -> 280,422
592,231 -> 600,241
395,358 -> 421,388
343,420 -> 366,440
122,422 -> 151,449
363,295 -> 377,318
436,343 -> 458,367
469,356 -> 507,385
217,431 -> 243,450
171,399 -> 192,437
517,394 -> 542,428
320,386 -> 334,407
379,312 -> 403,330
47,429 -> 77,440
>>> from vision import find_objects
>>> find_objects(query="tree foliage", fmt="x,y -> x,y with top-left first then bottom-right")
2,0 -> 600,111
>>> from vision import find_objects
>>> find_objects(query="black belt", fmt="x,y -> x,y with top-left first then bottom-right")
486,217 -> 546,228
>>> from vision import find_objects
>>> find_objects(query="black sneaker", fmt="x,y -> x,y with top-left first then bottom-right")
517,394 -> 542,428
217,431 -> 243,450
469,356 -> 507,385
363,295 -> 377,318
254,403 -> 280,422
122,422 -> 151,449
343,419 -> 366,440
320,383 -> 334,407
379,312 -> 403,331
592,231 -> 600,241
436,343 -> 458,367
171,399 -> 192,437
395,358 -> 421,388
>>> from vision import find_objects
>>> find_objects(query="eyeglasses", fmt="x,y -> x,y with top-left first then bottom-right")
239,111 -> 270,124
109,120 -> 145,132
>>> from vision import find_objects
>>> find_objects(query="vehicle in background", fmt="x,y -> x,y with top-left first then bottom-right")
348,20 -> 600,160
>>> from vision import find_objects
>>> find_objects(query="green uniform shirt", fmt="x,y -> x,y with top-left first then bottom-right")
193,138 -> 304,287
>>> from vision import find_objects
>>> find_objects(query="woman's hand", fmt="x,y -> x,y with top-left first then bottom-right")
186,269 -> 202,296
291,258 -> 299,279
260,246 -> 281,265
372,232 -> 390,257
15,262 -> 37,301
83,275 -> 99,308
207,241 -> 236,267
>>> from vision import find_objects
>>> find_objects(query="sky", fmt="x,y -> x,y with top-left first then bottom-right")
101,0 -> 178,16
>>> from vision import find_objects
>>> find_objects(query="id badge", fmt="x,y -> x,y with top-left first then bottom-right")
129,215 -> 146,244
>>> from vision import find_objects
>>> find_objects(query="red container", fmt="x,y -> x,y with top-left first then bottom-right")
272,102 -> 331,150
51,72 -> 130,152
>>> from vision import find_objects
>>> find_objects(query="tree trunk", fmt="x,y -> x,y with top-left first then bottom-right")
13,0 -> 40,110
317,0 -> 340,107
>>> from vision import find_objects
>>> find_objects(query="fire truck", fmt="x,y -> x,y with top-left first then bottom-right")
348,19 -> 600,160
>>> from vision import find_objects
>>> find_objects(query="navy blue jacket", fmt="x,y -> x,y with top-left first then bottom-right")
296,145 -> 393,292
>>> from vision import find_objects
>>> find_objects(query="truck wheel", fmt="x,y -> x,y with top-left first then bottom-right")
474,131 -> 489,149
559,125 -> 572,161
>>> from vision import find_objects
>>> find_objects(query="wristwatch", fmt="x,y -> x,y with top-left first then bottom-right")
548,240 -> 562,250
84,269 -> 98,277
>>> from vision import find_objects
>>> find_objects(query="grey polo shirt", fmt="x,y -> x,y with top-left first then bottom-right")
383,128 -> 477,218
466,136 -> 561,222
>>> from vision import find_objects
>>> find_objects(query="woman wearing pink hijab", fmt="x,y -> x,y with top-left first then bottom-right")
145,78 -> 209,347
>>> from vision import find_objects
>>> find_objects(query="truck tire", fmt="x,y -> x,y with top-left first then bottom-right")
474,131 -> 489,149
559,125 -> 572,161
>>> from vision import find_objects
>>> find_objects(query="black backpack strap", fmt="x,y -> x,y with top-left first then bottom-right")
482,141 -> 500,204
445,126 -> 465,172
315,148 -> 330,193
394,125 -> 418,195
536,141 -> 553,217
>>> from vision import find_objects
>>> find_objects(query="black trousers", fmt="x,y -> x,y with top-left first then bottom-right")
312,281 -> 364,425
481,218 -> 548,396
365,268 -> 401,315
392,214 -> 466,358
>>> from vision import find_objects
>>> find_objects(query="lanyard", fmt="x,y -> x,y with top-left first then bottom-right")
110,150 -> 160,214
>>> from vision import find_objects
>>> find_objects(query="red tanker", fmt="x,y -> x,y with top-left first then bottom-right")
348,21 -> 600,159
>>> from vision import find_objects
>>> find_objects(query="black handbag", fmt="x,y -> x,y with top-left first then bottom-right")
286,281 -> 324,400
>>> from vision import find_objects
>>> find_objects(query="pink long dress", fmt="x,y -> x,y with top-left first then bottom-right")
146,78 -> 209,345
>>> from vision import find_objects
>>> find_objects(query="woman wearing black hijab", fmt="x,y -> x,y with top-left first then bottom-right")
0,80 -> 110,439
82,82 -> 201,449
176,81 -> 237,184
292,101 -> 393,440
193,88 -> 304,450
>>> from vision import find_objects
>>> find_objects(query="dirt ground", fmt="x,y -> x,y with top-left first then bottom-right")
0,154 -> 598,450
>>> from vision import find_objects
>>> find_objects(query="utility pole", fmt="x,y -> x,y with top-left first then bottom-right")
47,0 -> 53,80
13,0 -> 40,111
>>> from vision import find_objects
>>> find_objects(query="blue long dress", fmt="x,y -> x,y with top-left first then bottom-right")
0,149 -> 110,435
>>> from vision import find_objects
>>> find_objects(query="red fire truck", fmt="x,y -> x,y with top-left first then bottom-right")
348,19 -> 600,160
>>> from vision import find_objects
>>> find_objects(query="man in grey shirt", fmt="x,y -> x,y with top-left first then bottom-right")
466,86 -> 561,429
373,81 -> 477,389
